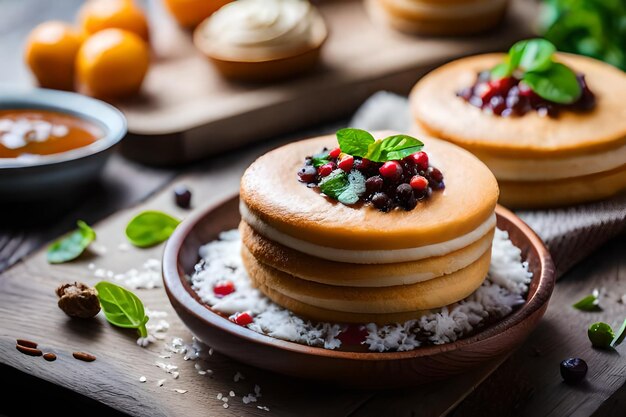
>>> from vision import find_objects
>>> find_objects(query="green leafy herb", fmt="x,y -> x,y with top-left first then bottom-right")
125,211 -> 180,248
572,289 -> 601,311
523,62 -> 582,103
47,220 -> 96,264
541,0 -> 626,71
319,169 -> 366,205
311,150 -> 331,167
335,129 -> 424,163
336,128 -> 375,157
95,281 -> 149,338
491,38 -> 582,104
588,322 -> 615,349
610,319 -> 626,348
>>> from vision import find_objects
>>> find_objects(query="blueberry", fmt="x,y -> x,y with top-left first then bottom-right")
371,192 -> 390,211
365,176 -> 384,195
174,186 -> 192,209
395,183 -> 413,203
560,358 -> 588,385
427,167 -> 444,183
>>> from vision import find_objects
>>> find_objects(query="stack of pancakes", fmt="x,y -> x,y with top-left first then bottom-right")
239,134 -> 499,323
365,0 -> 509,36
410,54 -> 626,208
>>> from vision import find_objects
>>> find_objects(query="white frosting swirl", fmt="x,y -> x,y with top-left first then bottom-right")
202,0 -> 326,61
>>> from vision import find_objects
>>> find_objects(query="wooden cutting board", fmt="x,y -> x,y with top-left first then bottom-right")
118,0 -> 536,164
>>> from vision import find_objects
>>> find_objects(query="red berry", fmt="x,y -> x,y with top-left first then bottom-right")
379,160 -> 402,179
213,280 -> 235,298
318,163 -> 335,177
230,312 -> 253,326
410,175 -> 429,191
338,155 -> 354,172
329,147 -> 341,158
337,324 -> 368,345
409,151 -> 429,170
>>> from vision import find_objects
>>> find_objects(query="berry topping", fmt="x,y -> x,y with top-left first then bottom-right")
329,147 -> 341,158
560,358 -> 588,385
174,186 -> 192,209
371,192 -> 391,211
379,160 -> 403,180
230,311 -> 253,326
213,280 -> 235,298
337,324 -> 368,346
318,162 -> 335,177
365,176 -> 384,194
338,155 -> 354,172
409,151 -> 429,171
410,175 -> 429,191
297,165 -> 317,183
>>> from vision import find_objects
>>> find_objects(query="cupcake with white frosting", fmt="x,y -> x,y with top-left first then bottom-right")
194,0 -> 328,81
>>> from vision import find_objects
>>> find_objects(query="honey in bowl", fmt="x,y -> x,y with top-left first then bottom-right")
0,109 -> 103,159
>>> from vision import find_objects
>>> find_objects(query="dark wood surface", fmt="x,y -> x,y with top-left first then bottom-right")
1,0 -> 624,416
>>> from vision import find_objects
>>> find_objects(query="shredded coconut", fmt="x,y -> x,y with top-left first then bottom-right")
114,258 -> 162,289
190,228 -> 532,352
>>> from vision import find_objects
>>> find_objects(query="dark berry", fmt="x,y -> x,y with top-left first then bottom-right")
427,167 -> 443,183
338,324 -> 368,345
329,147 -> 341,158
371,192 -> 390,211
174,186 -> 192,209
298,165 -> 317,183
318,162 -> 335,177
410,175 -> 428,191
395,183 -> 413,203
489,96 -> 506,115
365,176 -> 384,195
355,158 -> 372,171
338,155 -> 354,172
402,193 -> 417,210
560,358 -> 588,385
408,151 -> 429,171
379,161 -> 403,180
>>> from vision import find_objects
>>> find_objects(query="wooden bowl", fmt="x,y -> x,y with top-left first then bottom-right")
163,195 -> 555,388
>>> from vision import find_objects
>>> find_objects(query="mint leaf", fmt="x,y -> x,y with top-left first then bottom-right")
491,61 -> 513,79
365,134 -> 423,162
311,150 -> 330,167
336,128 -> 375,157
319,170 -> 350,200
47,220 -> 96,264
611,319 -> 626,348
509,39 -> 556,72
523,63 -> 582,104
319,169 -> 366,205
125,211 -> 181,248
95,281 -> 149,338
572,289 -> 601,311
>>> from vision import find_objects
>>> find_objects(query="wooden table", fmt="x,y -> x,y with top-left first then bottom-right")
1,1 -> 624,416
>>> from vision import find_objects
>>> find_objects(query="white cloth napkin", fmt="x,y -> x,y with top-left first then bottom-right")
350,92 -> 626,277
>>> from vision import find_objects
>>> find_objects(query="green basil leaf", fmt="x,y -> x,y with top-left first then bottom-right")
523,63 -> 582,104
95,281 -> 149,338
125,211 -> 180,248
336,128 -> 375,157
610,319 -> 626,348
319,170 -> 350,201
47,220 -> 96,264
491,61 -> 513,79
311,150 -> 331,167
510,39 -> 557,72
572,290 -> 601,311
365,134 -> 424,162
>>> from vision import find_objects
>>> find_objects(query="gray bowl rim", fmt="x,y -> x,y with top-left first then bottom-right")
0,86 -> 127,169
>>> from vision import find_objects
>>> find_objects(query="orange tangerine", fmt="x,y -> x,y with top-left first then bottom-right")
76,28 -> 150,99
78,0 -> 150,42
163,0 -> 232,28
24,21 -> 84,91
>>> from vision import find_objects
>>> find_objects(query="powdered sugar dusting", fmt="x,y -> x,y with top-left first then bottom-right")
190,228 -> 532,352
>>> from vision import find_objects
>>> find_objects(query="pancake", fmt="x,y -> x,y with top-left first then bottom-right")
410,54 -> 626,158
240,220 -> 495,287
498,164 -> 626,208
240,133 -> 499,251
242,245 -> 491,314
365,0 -> 507,36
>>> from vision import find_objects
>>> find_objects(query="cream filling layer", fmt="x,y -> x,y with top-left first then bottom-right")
240,201 -> 497,264
478,143 -> 626,181
385,0 -> 507,19
201,0 -> 325,61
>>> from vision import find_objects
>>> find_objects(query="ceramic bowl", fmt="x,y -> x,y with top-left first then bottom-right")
163,195 -> 555,388
0,87 -> 126,203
